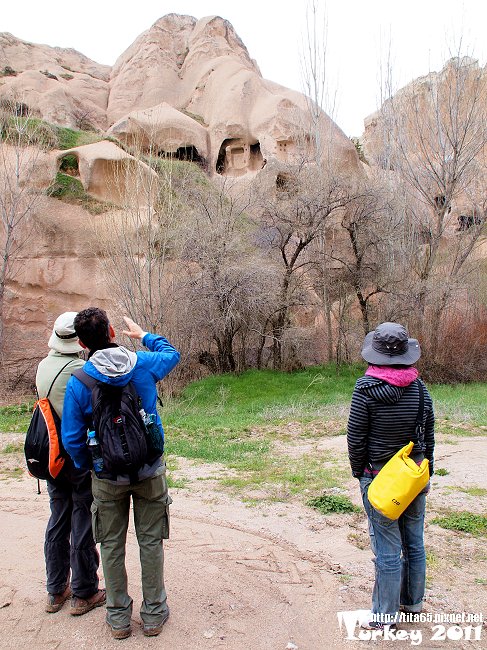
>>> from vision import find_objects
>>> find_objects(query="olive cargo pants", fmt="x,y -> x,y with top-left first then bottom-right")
91,467 -> 171,629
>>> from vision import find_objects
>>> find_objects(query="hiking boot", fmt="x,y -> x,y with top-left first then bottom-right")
108,624 -> 132,640
142,607 -> 170,637
45,585 -> 71,613
70,589 -> 106,616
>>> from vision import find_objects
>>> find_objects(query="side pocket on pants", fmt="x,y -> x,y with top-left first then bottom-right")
162,494 -> 173,540
90,502 -> 103,543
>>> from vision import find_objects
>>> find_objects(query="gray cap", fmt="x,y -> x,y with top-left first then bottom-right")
361,322 -> 421,366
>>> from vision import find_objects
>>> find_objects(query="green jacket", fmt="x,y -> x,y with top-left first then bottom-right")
35,350 -> 84,418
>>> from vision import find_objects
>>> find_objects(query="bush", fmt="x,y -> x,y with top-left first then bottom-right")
434,468 -> 449,476
59,154 -> 79,174
421,309 -> 487,383
307,493 -> 361,514
1,66 -> 17,77
0,114 -> 58,149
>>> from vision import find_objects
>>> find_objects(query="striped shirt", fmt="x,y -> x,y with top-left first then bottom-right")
347,376 -> 435,478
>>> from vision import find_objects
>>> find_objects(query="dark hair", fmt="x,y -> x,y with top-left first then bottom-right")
74,307 -> 111,352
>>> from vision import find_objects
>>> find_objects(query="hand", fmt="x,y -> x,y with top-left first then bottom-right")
122,316 -> 145,340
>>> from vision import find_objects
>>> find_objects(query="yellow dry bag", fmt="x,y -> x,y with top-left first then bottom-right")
367,441 -> 429,520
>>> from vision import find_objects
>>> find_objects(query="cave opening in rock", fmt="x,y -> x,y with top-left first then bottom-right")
157,145 -> 205,167
59,153 -> 79,176
216,139 -> 264,176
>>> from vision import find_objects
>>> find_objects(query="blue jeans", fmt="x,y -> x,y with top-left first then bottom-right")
359,476 -> 427,619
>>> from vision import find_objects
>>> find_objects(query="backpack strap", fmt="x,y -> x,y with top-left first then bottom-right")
46,359 -> 77,399
415,380 -> 426,452
72,367 -> 98,390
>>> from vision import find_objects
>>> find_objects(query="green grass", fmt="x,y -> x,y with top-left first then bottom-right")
0,116 -> 100,150
1,366 -> 486,507
435,468 -> 449,476
431,383 -> 487,427
0,467 -> 24,479
55,125 -> 100,149
431,511 -> 487,537
307,493 -> 361,515
164,364 -> 363,434
220,455 -> 347,499
458,486 -> 487,497
0,402 -> 33,433
166,475 -> 188,489
46,172 -> 113,214
1,442 -> 23,454
165,431 -> 269,469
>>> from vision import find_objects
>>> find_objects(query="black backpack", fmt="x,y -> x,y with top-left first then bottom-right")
73,369 -> 159,483
25,359 -> 75,482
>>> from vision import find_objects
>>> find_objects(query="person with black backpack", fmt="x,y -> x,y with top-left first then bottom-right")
61,308 -> 180,640
34,312 -> 105,615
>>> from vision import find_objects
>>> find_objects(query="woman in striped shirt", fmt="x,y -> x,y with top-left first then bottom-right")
347,322 -> 435,631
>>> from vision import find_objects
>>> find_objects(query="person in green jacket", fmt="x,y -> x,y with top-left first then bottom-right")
35,312 -> 105,615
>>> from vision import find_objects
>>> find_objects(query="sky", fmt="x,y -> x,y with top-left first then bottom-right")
2,1 -> 486,136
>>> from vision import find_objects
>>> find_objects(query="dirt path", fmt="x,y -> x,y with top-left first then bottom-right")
0,435 -> 485,649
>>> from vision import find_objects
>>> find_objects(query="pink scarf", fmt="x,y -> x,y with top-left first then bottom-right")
365,365 -> 419,387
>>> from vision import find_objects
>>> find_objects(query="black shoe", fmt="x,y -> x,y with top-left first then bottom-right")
361,620 -> 397,631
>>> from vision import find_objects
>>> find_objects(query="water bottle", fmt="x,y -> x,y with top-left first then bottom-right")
87,430 -> 104,474
140,409 -> 164,454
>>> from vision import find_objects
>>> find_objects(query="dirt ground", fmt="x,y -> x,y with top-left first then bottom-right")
0,433 -> 485,649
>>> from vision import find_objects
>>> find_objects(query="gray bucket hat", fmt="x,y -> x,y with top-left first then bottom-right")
361,322 -> 421,366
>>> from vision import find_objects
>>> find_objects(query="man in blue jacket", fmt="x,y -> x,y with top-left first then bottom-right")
62,307 -> 180,640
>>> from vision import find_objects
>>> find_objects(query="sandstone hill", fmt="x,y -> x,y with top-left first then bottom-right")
0,14 -> 361,381
0,14 -> 357,179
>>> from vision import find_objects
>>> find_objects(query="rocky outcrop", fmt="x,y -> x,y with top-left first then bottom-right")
55,141 -> 158,206
0,32 -> 110,130
108,102 -> 210,164
0,14 -> 359,179
362,57 -> 487,234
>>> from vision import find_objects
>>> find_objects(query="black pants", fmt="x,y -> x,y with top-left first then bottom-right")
45,470 -> 99,598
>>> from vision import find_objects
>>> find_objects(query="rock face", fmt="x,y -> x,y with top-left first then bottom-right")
362,57 -> 487,233
0,14 -> 358,176
0,32 -> 110,130
0,14 -> 361,383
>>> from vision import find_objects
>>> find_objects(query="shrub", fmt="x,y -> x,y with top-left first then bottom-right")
421,308 -> 487,383
59,154 -> 79,174
1,66 -> 17,77
40,69 -> 58,81
434,468 -> 449,476
0,115 -> 58,149
307,493 -> 361,514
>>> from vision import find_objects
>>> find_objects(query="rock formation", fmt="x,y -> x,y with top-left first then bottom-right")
362,57 -> 487,233
0,14 -> 361,383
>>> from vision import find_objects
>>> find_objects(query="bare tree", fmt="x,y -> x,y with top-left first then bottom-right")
372,55 -> 487,357
0,98 -> 52,360
256,164 -> 355,369
180,179 -> 274,373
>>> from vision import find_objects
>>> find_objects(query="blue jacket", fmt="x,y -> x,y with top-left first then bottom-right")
61,333 -> 180,472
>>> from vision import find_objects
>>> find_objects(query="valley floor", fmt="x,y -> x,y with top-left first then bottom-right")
0,434 -> 485,649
